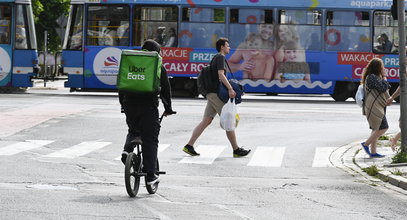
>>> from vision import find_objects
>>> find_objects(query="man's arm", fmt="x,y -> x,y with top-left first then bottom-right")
160,67 -> 174,113
387,86 -> 400,105
218,69 -> 236,98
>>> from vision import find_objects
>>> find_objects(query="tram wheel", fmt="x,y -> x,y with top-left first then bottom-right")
331,82 -> 354,101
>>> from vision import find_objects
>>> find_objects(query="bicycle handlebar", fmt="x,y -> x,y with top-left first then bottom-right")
159,111 -> 176,123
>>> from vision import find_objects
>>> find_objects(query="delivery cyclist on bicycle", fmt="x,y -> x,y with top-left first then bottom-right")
119,39 -> 175,185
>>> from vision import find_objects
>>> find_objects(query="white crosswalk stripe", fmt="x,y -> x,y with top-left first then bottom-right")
0,140 -> 54,156
44,141 -> 111,159
0,139 -> 340,168
113,144 -> 171,161
179,145 -> 227,165
247,147 -> 285,167
158,144 -> 171,154
312,147 -> 336,167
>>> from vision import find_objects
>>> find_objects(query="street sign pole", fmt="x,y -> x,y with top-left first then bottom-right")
398,0 -> 407,153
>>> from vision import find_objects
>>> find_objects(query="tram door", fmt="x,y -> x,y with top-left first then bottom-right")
62,4 -> 84,89
0,3 -> 12,87
12,3 -> 38,87
83,5 -> 129,89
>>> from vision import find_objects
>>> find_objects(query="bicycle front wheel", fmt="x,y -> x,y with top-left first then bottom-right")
124,152 -> 142,197
146,159 -> 159,194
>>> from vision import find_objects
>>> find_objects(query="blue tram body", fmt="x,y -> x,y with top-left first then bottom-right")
0,0 -> 38,88
62,0 -> 404,100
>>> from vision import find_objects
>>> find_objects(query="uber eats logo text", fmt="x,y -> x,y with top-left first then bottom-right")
127,65 -> 146,80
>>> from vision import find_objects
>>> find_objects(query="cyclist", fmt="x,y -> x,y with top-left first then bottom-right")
120,39 -> 175,185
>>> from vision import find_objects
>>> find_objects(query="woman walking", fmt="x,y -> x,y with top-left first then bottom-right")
361,58 -> 390,158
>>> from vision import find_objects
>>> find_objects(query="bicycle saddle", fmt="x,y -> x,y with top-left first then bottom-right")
130,137 -> 143,145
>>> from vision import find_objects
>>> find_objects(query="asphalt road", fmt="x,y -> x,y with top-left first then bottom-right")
1,88 -> 407,219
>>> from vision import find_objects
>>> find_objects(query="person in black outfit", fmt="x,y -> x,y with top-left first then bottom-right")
119,39 -> 175,185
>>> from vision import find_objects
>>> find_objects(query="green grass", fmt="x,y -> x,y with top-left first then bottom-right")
362,165 -> 379,177
392,169 -> 404,176
391,150 -> 407,164
378,135 -> 389,140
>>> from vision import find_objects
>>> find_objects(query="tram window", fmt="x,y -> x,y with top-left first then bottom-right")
0,5 -> 11,44
278,10 -> 321,51
230,9 -> 272,24
325,11 -> 370,52
327,11 -> 369,26
280,10 -> 321,25
373,11 -> 399,54
182,8 -> 224,23
229,8 -> 274,48
64,5 -> 83,50
15,5 -> 35,50
214,8 -> 225,22
230,9 -> 238,23
179,7 -> 225,48
133,6 -> 178,47
265,10 -> 273,24
87,5 -> 130,46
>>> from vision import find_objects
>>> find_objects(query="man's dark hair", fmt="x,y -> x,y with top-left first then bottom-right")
216,37 -> 229,52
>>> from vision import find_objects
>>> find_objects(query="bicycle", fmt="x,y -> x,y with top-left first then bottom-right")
124,113 -> 174,197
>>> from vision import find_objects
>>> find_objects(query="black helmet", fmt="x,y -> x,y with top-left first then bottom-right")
142,39 -> 161,53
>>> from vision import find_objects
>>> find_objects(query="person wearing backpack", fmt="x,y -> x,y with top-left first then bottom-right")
360,58 -> 390,158
119,39 -> 176,185
182,38 -> 251,158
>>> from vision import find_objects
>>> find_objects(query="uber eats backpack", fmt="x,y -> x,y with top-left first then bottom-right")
117,50 -> 162,94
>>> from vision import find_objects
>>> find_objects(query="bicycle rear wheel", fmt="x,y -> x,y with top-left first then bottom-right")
146,159 -> 159,194
124,152 -> 142,197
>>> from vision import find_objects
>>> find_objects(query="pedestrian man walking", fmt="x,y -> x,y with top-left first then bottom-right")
182,38 -> 251,157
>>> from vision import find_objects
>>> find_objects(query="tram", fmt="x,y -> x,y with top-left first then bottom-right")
61,0 -> 403,100
0,0 -> 38,89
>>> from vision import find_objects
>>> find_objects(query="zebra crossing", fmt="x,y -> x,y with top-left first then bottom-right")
0,140 -> 54,156
0,140 -> 336,168
247,147 -> 285,167
44,141 -> 111,158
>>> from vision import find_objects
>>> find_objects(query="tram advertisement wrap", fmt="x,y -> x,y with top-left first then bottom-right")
338,52 -> 400,80
0,46 -> 12,86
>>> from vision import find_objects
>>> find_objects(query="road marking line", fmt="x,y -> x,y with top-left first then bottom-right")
158,144 -> 171,154
45,141 -> 111,159
312,147 -> 336,167
114,144 -> 171,160
247,147 -> 285,167
0,140 -> 54,156
179,145 -> 227,164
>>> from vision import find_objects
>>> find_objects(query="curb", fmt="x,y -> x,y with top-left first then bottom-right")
330,141 -> 407,191
30,79 -> 66,90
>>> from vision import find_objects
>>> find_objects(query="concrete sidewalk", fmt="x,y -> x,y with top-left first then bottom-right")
331,138 -> 407,191
30,79 -> 67,90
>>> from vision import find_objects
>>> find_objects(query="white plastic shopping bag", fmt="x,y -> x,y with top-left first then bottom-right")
355,84 -> 364,107
220,99 -> 239,131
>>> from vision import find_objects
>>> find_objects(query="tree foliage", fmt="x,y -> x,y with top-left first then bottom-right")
32,0 -> 70,52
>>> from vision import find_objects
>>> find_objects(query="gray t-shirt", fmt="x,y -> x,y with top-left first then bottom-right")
207,53 -> 226,93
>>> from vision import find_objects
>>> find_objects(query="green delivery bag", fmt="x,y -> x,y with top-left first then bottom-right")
117,50 -> 162,94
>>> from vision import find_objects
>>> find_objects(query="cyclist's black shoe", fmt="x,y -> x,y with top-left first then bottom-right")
146,173 -> 160,185
233,147 -> 251,158
121,151 -> 129,165
183,144 -> 200,156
